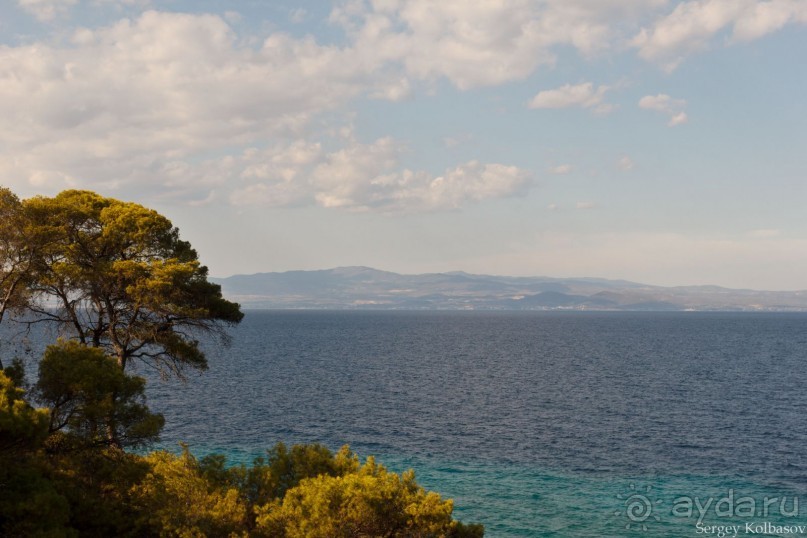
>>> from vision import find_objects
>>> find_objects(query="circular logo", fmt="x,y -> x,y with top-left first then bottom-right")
615,484 -> 663,531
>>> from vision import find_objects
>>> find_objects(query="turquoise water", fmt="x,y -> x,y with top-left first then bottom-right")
137,311 -> 807,536
158,444 -> 805,537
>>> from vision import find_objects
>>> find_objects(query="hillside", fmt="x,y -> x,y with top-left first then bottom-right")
212,267 -> 807,311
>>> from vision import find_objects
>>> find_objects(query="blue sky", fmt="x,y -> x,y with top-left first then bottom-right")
1,0 -> 806,289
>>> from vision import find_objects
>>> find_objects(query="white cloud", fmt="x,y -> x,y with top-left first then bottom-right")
17,0 -> 77,21
0,9 -> 543,212
0,11 -> 388,197
420,161 -> 532,210
549,164 -> 573,175
336,0 -> 806,85
576,201 -> 596,210
732,0 -> 807,40
618,156 -> 635,170
639,93 -> 688,126
230,137 -> 532,213
668,111 -> 689,126
529,82 -> 612,113
634,0 -> 807,68
7,3 -> 801,214
368,76 -> 412,102
333,0 -> 670,89
639,93 -> 683,112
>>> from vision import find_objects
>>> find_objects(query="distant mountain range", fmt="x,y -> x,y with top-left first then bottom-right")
210,267 -> 807,311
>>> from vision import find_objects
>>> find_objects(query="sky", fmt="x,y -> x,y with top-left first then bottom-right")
1,0 -> 806,290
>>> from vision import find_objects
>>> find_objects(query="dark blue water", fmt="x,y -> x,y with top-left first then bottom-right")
13,311 -> 807,536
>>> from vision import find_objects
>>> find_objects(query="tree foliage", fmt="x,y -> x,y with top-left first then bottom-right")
131,443 -> 482,538
0,187 -> 40,370
254,456 -> 482,538
0,189 -> 30,322
132,446 -> 249,537
36,341 -> 164,449
21,189 -> 243,374
44,446 -> 150,537
0,369 -> 49,455
0,370 -> 72,537
238,442 -> 361,506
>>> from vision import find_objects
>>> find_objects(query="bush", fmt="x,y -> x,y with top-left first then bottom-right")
255,455 -> 471,538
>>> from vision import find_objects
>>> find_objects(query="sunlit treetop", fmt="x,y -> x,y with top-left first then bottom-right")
5,189 -> 243,376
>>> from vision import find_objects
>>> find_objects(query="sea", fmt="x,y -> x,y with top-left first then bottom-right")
12,310 -> 807,537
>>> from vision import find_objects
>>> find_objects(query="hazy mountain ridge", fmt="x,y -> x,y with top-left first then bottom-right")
211,267 -> 807,311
